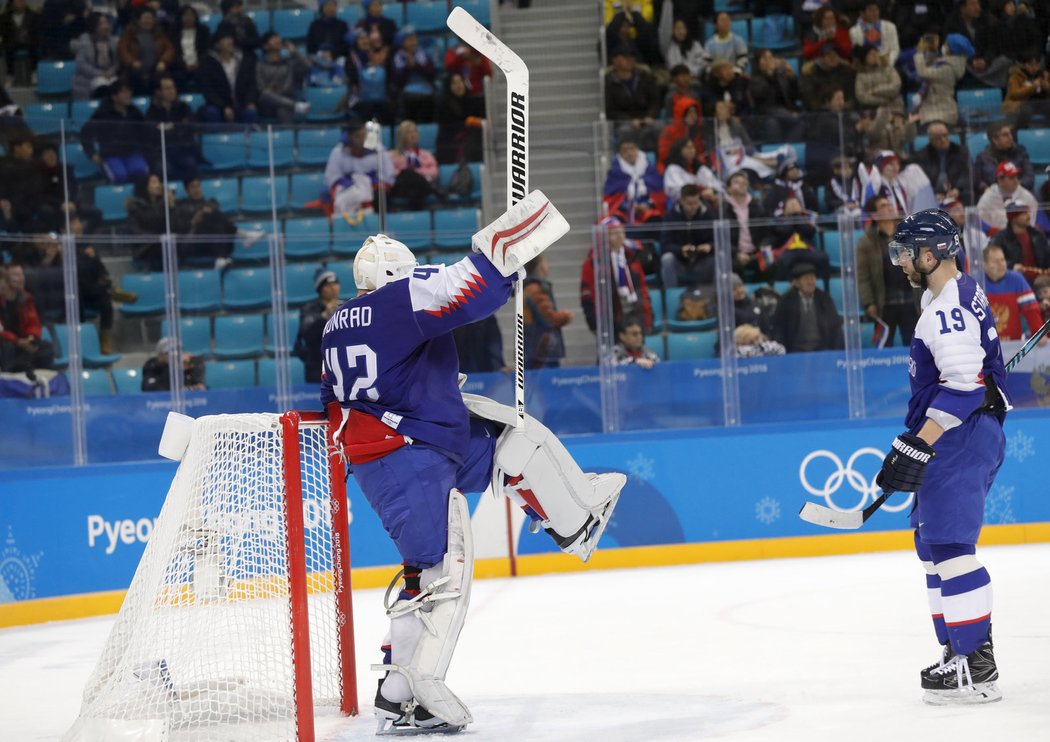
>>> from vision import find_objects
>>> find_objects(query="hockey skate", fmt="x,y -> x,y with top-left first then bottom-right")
374,679 -> 464,736
921,639 -> 1001,705
919,642 -> 954,685
555,472 -> 624,563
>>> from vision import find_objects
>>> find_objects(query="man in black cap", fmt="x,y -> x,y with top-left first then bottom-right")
604,44 -> 661,152
771,261 -> 844,353
294,269 -> 341,383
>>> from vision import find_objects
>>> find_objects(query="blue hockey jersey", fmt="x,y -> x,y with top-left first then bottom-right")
905,272 -> 1010,433
320,252 -> 513,461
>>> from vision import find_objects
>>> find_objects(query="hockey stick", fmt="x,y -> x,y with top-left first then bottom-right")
448,6 -> 529,429
799,315 -> 1050,530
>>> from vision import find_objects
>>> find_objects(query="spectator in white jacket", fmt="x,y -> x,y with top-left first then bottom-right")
663,19 -> 705,78
849,1 -> 900,67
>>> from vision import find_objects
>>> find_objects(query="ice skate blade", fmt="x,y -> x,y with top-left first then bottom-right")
574,474 -> 625,563
922,682 -> 1002,706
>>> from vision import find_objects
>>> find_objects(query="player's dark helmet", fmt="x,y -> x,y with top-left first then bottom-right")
888,209 -> 961,266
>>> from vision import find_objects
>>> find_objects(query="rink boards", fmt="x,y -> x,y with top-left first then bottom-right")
2,408 -> 1050,627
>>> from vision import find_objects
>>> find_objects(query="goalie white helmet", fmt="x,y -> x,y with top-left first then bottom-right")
353,234 -> 417,291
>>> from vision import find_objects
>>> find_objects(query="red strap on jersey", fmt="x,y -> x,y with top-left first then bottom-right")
340,408 -> 407,464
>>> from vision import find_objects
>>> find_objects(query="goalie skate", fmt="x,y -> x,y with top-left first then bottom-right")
550,472 -> 624,563
374,681 -> 464,736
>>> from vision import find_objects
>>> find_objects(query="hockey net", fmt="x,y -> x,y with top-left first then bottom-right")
64,412 -> 357,742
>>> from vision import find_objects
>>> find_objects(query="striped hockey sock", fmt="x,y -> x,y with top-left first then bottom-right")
929,543 -> 992,656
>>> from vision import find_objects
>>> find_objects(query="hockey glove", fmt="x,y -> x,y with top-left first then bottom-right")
876,433 -> 936,494
472,189 -> 570,277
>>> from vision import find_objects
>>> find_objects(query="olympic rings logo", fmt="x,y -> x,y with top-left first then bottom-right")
799,448 -> 915,513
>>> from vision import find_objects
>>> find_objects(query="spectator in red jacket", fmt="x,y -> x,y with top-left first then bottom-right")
983,243 -> 1046,342
657,96 -> 703,174
0,263 -> 55,374
581,216 -> 653,334
802,7 -> 852,62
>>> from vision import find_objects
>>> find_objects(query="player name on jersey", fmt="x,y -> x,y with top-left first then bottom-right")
323,305 -> 373,334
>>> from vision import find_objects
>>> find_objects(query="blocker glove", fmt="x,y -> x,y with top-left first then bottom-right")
876,433 -> 936,494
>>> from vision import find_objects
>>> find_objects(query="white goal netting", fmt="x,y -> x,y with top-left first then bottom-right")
65,413 -> 352,742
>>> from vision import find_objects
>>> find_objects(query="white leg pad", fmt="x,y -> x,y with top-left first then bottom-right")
372,490 -> 474,728
463,393 -> 626,561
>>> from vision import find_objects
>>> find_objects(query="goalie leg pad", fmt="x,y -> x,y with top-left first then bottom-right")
372,490 -> 474,728
462,393 -> 626,562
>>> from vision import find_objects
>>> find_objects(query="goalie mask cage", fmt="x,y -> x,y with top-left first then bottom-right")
64,412 -> 358,742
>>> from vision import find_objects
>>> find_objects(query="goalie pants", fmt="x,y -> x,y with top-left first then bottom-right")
352,418 -> 498,569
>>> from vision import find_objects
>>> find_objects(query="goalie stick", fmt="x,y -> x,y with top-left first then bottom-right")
799,314 -> 1050,530
447,6 -> 529,429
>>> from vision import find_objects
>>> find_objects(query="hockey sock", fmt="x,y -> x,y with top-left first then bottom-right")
929,543 -> 991,656
915,532 -> 949,645
504,474 -> 546,522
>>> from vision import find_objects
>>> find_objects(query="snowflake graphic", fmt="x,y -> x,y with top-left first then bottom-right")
984,484 -> 1016,525
755,497 -> 781,525
1006,429 -> 1035,464
626,452 -> 655,482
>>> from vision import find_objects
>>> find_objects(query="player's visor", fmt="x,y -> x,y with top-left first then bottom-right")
887,240 -> 915,266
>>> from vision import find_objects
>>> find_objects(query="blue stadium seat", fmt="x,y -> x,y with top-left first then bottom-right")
1018,128 -> 1050,166
161,316 -> 212,356
199,177 -> 239,213
51,323 -> 122,368
439,162 -> 482,202
120,273 -> 166,316
284,217 -> 331,259
452,0 -> 490,27
785,56 -> 800,77
336,4 -> 361,25
380,1 -> 403,23
202,132 -> 248,171
241,175 -> 290,213
69,99 -> 99,132
305,86 -> 346,122
248,129 -> 295,169
416,122 -> 438,152
265,312 -> 300,353
112,368 -> 143,394
213,314 -> 265,359
751,14 -> 795,50
245,9 -> 271,34
35,61 -> 75,96
64,143 -> 101,180
205,359 -> 256,388
284,262 -> 322,304
822,231 -> 842,268
94,184 -> 135,222
828,276 -> 844,314
232,220 -> 274,261
644,334 -> 666,361
333,212 -> 381,255
179,92 -> 205,111
957,88 -> 1003,124
433,208 -> 479,249
967,130 -> 989,154
199,12 -> 220,32
178,269 -> 223,312
24,103 -> 67,136
912,132 -> 961,153
297,128 -> 341,166
290,171 -> 327,208
326,260 -> 358,292
258,356 -> 307,386
272,8 -> 311,41
223,267 -> 272,310
79,369 -> 114,395
407,1 -> 448,32
131,96 -> 150,114
667,331 -> 718,360
385,210 -> 432,249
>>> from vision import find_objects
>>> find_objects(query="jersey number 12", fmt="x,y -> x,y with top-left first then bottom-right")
326,344 -> 378,401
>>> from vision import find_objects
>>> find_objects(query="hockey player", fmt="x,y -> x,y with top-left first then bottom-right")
877,208 -> 1008,705
320,190 -> 625,734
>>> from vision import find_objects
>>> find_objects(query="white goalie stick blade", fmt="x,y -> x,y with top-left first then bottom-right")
798,491 -> 890,530
447,8 -> 526,83
471,190 -> 569,277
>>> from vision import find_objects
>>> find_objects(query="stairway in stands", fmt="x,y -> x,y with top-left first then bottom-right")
486,0 -> 604,368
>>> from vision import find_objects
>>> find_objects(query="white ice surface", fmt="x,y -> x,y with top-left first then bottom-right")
2,544 -> 1049,741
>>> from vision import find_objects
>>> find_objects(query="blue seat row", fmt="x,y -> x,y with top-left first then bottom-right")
78,356 -> 307,395
120,260 -> 361,317
159,312 -> 317,360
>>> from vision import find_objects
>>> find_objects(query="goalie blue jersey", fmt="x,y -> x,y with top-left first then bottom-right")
905,272 -> 1010,433
320,253 -> 513,461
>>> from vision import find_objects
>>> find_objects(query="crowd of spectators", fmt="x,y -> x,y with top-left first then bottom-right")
596,0 -> 1050,361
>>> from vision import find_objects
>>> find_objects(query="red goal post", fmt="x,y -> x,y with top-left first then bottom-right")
64,411 -> 358,742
